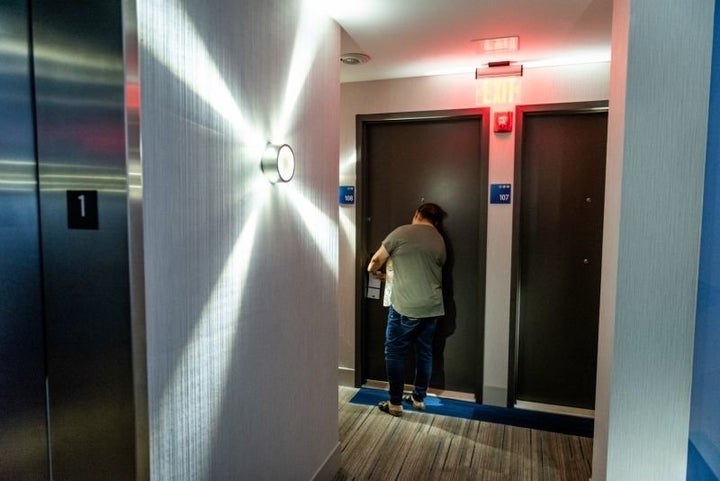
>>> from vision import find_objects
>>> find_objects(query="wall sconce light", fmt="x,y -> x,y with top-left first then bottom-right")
261,142 -> 295,183
475,61 -> 523,79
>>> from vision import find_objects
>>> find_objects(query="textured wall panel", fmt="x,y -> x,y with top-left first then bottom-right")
688,2 -> 720,478
138,0 -> 339,479
594,0 -> 714,480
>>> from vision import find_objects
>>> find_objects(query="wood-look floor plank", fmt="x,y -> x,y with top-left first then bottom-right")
473,421 -> 505,476
426,417 -> 474,481
368,413 -> 425,480
334,387 -> 593,481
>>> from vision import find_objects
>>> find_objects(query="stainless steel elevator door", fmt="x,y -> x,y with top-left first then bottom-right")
32,1 -> 136,479
0,1 -> 139,480
0,1 -> 50,479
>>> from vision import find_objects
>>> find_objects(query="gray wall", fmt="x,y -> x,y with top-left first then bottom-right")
339,64 -> 611,404
593,0 -> 714,479
137,0 -> 340,479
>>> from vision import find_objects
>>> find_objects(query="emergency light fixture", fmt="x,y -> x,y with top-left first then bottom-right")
475,61 -> 523,79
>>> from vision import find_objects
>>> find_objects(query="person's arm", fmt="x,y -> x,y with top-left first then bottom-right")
367,244 -> 390,274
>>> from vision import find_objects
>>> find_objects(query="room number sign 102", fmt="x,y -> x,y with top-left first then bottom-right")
67,190 -> 99,229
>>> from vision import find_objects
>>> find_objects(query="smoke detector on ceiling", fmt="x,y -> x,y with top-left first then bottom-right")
340,53 -> 371,65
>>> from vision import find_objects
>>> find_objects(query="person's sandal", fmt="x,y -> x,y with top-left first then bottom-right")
402,394 -> 425,411
378,401 -> 403,417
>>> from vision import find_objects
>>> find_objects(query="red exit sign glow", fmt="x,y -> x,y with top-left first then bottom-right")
476,77 -> 521,105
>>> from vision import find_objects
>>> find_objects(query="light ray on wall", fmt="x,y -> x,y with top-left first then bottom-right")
272,0 -> 325,141
339,206 -> 355,256
284,182 -> 338,279
338,152 -> 357,256
154,183 -> 267,479
142,0 -> 338,475
339,152 -> 357,175
142,0 -> 264,149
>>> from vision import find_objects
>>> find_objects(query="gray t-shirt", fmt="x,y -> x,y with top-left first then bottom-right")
382,224 -> 446,318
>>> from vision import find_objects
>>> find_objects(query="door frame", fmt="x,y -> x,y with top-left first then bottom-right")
507,100 -> 609,408
354,108 -> 490,394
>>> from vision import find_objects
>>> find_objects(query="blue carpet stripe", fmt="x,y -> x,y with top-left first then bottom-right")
350,387 -> 594,438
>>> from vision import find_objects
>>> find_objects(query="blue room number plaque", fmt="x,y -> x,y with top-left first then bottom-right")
490,184 -> 512,204
339,185 -> 355,205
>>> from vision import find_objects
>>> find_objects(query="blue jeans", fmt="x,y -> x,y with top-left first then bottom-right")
384,306 -> 439,405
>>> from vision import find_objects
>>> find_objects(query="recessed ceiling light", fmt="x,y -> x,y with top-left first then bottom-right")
340,53 -> 371,65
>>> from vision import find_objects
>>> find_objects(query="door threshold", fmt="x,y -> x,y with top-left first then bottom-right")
514,400 -> 595,419
362,380 -> 476,403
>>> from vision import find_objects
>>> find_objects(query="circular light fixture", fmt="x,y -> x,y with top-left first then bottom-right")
340,53 -> 371,65
261,142 -> 295,183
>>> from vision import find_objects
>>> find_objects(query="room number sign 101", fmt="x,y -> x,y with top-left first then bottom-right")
67,190 -> 99,229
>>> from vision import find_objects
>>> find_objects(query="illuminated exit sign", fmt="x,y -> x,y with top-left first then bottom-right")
476,77 -> 521,105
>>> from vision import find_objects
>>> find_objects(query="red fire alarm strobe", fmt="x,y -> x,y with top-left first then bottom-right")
494,111 -> 513,133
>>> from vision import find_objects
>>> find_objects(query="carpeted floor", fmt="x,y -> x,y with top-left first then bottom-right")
335,386 -> 594,481
350,387 -> 593,438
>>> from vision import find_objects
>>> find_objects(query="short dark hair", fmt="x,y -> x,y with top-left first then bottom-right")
416,203 -> 445,227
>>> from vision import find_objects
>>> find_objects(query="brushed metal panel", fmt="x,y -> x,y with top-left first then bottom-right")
0,1 -> 50,479
32,0 -> 136,479
122,0 -> 149,478
594,1 -> 714,480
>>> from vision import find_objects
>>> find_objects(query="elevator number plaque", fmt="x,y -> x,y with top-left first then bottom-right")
67,190 -> 99,230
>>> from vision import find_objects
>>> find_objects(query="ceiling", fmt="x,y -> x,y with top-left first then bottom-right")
333,0 -> 613,83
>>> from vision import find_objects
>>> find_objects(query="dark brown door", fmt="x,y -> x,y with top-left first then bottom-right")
511,102 -> 608,409
358,109 -> 489,398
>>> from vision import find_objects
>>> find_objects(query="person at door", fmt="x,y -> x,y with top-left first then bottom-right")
367,203 -> 446,417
